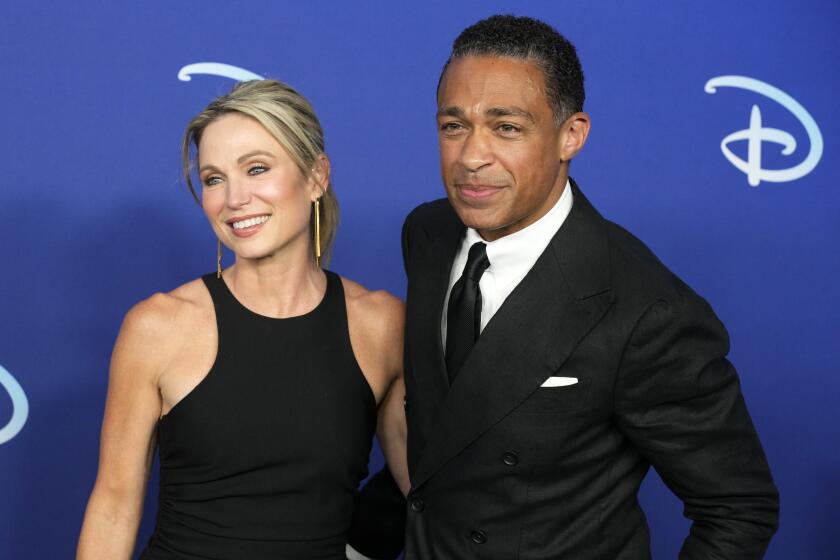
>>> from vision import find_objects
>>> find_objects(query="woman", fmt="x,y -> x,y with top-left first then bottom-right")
77,80 -> 409,559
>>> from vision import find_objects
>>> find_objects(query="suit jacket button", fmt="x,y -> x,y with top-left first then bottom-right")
470,530 -> 487,544
502,451 -> 519,466
409,497 -> 425,512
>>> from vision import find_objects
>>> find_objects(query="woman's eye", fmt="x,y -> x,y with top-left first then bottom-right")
248,164 -> 268,175
203,175 -> 222,186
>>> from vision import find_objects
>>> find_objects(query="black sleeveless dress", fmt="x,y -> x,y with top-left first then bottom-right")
140,271 -> 377,559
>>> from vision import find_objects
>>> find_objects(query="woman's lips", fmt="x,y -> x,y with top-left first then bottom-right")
227,214 -> 272,238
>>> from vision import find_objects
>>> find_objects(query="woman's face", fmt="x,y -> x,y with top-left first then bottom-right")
198,112 -> 324,264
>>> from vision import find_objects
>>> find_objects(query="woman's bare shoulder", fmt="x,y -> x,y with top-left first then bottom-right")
340,275 -> 405,391
118,278 -> 213,353
340,276 -> 404,329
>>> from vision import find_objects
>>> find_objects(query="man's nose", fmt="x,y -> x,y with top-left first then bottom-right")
459,129 -> 494,172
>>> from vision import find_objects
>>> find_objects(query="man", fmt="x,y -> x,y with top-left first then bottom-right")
351,14 -> 779,559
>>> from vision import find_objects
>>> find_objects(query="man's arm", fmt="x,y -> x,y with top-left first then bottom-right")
615,294 -> 779,559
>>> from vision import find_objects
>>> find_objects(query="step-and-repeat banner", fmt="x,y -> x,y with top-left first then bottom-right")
1,1 -> 837,558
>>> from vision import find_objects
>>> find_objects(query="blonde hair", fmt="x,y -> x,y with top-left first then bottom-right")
181,79 -> 339,263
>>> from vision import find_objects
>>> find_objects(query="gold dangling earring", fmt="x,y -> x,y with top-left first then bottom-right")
217,239 -> 222,278
314,197 -> 322,268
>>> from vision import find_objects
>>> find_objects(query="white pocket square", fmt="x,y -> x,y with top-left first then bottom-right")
540,376 -> 579,387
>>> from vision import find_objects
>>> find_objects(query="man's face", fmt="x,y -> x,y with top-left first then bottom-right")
437,55 -> 570,241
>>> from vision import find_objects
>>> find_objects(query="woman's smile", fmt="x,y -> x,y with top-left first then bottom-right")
227,214 -> 272,237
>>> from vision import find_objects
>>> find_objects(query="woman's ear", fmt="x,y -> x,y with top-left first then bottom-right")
310,154 -> 331,200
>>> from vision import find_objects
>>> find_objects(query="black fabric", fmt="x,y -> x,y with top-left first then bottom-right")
398,180 -> 779,559
345,468 -> 407,560
140,271 -> 377,560
445,241 -> 490,383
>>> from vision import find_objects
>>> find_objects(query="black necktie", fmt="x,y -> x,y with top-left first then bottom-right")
446,242 -> 490,384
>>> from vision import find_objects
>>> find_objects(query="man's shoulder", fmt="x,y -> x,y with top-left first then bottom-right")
566,185 -> 680,295
401,198 -> 463,258
405,198 -> 458,228
603,220 -> 663,271
602,218 -> 704,306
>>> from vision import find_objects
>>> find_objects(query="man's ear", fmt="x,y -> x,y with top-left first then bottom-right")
310,154 -> 331,200
558,112 -> 590,162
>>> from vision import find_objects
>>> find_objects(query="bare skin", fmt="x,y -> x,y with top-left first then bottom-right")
437,55 -> 590,240
77,113 -> 408,559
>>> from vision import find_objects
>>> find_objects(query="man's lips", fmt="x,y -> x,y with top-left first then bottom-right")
456,184 -> 504,200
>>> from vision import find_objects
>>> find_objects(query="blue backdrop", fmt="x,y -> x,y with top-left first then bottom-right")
1,1 -> 837,558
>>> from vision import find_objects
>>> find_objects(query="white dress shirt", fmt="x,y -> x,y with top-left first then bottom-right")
442,180 -> 574,348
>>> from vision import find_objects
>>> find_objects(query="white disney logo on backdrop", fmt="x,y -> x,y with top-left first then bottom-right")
0,364 -> 28,445
704,76 -> 823,187
178,62 -> 264,82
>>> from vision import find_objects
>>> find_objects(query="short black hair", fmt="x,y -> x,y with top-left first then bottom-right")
440,15 -> 585,124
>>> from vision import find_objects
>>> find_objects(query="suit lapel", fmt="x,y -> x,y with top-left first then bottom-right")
406,207 -> 463,426
411,182 -> 614,490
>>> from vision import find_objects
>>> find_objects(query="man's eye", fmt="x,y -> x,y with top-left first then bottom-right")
203,175 -> 222,186
440,122 -> 464,133
497,124 -> 521,135
248,164 -> 268,175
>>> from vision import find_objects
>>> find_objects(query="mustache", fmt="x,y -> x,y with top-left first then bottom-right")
451,172 -> 510,187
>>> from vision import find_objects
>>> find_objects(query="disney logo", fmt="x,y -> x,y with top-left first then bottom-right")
0,364 -> 28,445
178,62 -> 263,83
705,76 -> 823,187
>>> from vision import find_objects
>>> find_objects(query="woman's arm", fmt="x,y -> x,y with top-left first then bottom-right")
342,279 -> 411,496
371,292 -> 410,496
77,297 -> 170,560
342,280 -> 410,558
377,374 -> 409,496
342,279 -> 411,495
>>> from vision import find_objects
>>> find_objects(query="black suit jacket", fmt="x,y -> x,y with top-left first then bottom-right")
394,181 -> 778,559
